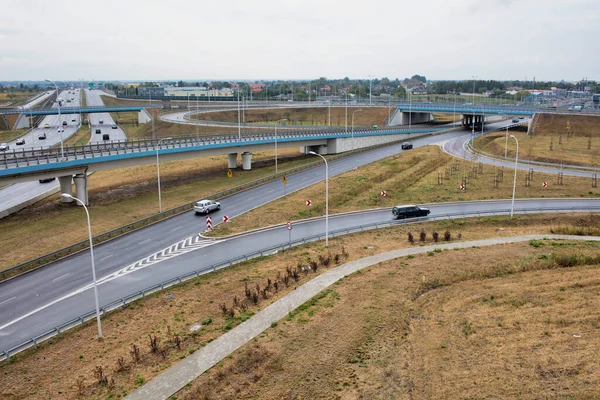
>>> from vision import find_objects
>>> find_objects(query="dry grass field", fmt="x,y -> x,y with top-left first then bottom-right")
194,107 -> 392,128
474,114 -> 600,167
1,214 -> 599,399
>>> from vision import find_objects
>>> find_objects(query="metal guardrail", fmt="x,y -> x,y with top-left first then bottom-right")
0,126 -> 451,283
0,126 -> 444,171
2,205 -> 599,361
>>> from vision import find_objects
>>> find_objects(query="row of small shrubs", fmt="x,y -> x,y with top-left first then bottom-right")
219,246 -> 350,319
407,230 -> 462,244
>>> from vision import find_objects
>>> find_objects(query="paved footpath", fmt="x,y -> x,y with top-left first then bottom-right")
126,234 -> 600,400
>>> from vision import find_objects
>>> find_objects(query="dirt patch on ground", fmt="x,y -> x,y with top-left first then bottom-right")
1,215 -> 599,399
475,113 -> 600,167
175,240 -> 600,399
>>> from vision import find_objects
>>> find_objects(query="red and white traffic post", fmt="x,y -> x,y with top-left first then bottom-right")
206,215 -> 212,230
306,199 -> 311,217
286,221 -> 292,246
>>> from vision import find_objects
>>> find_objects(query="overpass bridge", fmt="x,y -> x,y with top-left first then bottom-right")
0,126 -> 449,206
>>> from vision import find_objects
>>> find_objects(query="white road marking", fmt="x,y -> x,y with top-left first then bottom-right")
171,226 -> 182,232
267,189 -> 274,193
139,239 -> 151,244
0,236 -> 224,332
99,255 -> 113,262
0,297 -> 16,306
52,273 -> 70,282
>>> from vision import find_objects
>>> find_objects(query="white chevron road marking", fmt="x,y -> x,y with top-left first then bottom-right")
0,236 -> 222,332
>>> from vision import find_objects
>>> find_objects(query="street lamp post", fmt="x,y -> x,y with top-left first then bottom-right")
308,151 -> 329,247
60,194 -> 102,339
509,135 -> 519,218
351,109 -> 363,151
345,93 -> 348,133
504,115 -> 509,158
45,79 -> 64,159
156,137 -> 172,213
471,76 -> 477,135
274,119 -> 287,173
369,75 -> 372,107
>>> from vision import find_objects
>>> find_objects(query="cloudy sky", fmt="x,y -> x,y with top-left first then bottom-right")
1,0 -> 598,81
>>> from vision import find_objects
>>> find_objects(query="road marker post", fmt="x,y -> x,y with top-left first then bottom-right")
206,216 -> 212,230
286,221 -> 292,246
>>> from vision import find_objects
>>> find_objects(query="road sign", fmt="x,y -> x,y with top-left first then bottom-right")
223,215 -> 230,223
227,169 -> 233,178
206,216 -> 212,230
542,181 -> 548,188
306,200 -> 312,206
282,175 -> 287,184
286,221 -> 292,230
459,184 -> 465,191
381,190 -> 386,197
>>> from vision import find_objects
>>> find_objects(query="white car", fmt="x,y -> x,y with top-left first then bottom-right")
0,143 -> 9,151
194,199 -> 220,215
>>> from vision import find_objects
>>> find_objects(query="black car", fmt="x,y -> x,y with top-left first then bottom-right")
95,129 -> 101,134
392,205 -> 430,219
39,177 -> 56,183
401,142 -> 413,150
16,138 -> 25,145
111,124 -> 118,129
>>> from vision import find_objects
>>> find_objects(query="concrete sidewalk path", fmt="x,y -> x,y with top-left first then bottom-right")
126,234 -> 600,400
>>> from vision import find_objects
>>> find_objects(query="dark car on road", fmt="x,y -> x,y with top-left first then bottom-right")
39,177 -> 56,183
401,142 -> 413,150
392,205 -> 430,219
16,138 -> 25,145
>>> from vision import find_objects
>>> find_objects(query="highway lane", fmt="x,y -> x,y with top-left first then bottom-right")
0,89 -> 83,217
85,89 -> 127,143
440,118 -> 600,177
1,196 -> 599,352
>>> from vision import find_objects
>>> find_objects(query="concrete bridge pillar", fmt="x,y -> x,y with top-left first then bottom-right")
227,153 -> 238,169
58,175 -> 73,203
14,113 -> 31,129
73,173 -> 88,206
241,152 -> 252,170
138,109 -> 152,124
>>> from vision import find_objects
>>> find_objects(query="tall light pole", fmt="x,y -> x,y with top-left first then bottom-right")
60,193 -> 102,339
274,119 -> 287,173
45,79 -> 64,159
308,151 -> 329,247
351,109 -> 363,150
149,88 -> 155,140
345,92 -> 348,133
237,89 -> 241,141
471,76 -> 477,136
156,137 -> 172,213
509,135 -> 519,218
369,75 -> 373,107
504,115 -> 509,158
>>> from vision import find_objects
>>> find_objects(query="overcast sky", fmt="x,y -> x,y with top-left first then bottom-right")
1,0 -> 598,82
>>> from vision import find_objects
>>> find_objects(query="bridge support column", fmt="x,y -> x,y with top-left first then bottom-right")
58,175 -> 73,203
241,152 -> 252,170
73,173 -> 88,206
14,113 -> 31,129
227,153 -> 238,169
138,109 -> 152,124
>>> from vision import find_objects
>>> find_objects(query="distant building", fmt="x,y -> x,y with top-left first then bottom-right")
138,87 -> 165,97
164,86 -> 233,97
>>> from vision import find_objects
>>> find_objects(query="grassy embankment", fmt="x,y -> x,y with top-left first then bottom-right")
474,113 -> 600,168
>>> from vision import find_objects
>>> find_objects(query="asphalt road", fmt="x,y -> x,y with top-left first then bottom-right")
85,89 -> 127,143
0,89 -> 83,216
1,127 -> 600,352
